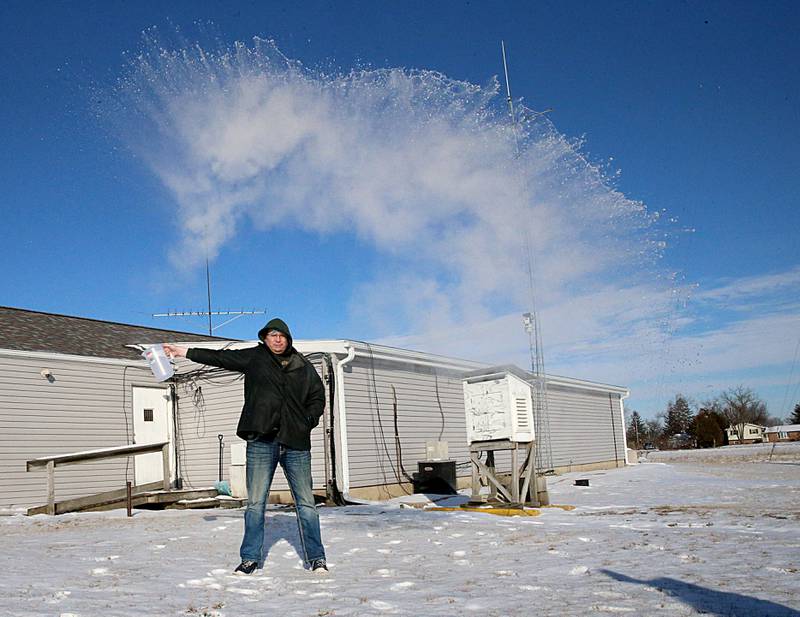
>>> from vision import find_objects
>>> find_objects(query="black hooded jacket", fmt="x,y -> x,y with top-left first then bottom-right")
186,320 -> 325,451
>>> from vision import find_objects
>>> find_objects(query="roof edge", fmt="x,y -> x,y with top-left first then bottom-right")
158,338 -> 630,394
0,347 -> 150,368
0,305 -> 236,341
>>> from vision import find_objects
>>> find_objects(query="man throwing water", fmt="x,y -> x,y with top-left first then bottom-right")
164,318 -> 327,574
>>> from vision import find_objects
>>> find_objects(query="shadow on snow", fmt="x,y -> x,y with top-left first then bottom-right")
601,569 -> 800,617
204,508 -> 306,567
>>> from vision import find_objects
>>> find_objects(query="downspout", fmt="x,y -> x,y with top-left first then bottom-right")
334,344 -> 357,501
608,393 -> 619,467
620,391 -> 630,465
321,354 -> 345,505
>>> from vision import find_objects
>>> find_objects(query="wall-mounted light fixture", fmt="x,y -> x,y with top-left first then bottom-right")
40,369 -> 55,383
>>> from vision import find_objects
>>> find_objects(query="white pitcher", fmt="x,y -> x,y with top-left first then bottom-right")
142,344 -> 174,382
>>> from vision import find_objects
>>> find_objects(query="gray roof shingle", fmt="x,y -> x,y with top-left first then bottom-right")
0,306 -> 238,361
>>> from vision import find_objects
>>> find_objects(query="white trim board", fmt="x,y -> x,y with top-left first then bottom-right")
0,347 -> 149,368
166,338 -> 629,396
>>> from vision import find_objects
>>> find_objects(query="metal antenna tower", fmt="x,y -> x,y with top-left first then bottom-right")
502,41 -> 554,473
153,256 -> 266,335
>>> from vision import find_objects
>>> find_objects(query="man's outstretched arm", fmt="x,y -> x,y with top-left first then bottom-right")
163,343 -> 251,373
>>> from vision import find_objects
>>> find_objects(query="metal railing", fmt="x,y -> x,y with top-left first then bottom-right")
26,441 -> 169,515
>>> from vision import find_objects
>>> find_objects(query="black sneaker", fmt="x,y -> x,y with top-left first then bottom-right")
234,560 -> 259,575
310,558 -> 328,573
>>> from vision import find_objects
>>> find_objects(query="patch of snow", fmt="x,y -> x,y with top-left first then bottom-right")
1,448 -> 798,615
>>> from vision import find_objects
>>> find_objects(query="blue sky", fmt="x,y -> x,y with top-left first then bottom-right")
1,1 -> 798,421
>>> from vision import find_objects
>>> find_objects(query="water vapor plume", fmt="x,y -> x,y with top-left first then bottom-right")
107,29 -> 677,363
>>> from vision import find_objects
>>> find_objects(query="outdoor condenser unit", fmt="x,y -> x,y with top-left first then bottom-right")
462,368 -> 535,443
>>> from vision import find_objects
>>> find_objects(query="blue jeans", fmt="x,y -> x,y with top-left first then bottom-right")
240,438 -> 325,567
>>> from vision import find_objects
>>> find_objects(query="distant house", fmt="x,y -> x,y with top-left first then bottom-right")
764,424 -> 800,443
725,423 -> 765,445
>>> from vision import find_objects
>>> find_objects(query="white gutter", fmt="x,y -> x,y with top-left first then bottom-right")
333,344 -> 357,500
175,338 -> 629,395
0,347 -> 149,368
295,340 -> 484,372
545,375 -> 629,396
620,391 -> 631,464
353,349 -> 481,373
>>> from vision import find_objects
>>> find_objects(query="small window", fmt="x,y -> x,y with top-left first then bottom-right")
143,408 -> 154,422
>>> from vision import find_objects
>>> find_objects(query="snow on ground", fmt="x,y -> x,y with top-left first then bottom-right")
643,442 -> 799,464
2,445 -> 798,617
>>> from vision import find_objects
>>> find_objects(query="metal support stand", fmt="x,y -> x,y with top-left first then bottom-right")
469,439 -> 548,507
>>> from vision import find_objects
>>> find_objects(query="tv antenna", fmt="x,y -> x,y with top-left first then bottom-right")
153,256 -> 266,335
502,40 -> 554,473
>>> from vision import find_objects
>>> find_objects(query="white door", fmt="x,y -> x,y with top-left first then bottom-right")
132,386 -> 172,485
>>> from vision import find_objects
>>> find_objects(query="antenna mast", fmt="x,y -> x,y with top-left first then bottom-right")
501,41 -> 520,150
206,257 -> 213,335
501,41 -> 554,473
153,257 -> 266,334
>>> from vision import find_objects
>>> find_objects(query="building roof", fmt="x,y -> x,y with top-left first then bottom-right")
182,340 -> 630,395
462,364 -> 629,395
765,424 -> 800,433
0,306 -> 236,361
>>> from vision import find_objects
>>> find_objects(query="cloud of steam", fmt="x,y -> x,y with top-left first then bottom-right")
109,31 -> 676,371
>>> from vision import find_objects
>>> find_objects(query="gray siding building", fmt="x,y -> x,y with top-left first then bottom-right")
0,307 -> 227,510
1,308 -> 629,511
171,340 -> 629,503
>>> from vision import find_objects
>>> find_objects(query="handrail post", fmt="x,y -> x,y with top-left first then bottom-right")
46,460 -> 55,515
161,444 -> 170,491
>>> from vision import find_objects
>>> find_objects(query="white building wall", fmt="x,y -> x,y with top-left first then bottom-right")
339,358 -> 628,490
547,385 -> 626,470
0,350 -> 152,509
339,357 -> 468,491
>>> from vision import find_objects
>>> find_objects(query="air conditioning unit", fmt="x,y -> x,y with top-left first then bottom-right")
463,368 -> 535,443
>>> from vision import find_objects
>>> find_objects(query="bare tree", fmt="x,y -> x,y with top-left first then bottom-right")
627,410 -> 645,449
643,417 -> 663,448
717,386 -> 768,444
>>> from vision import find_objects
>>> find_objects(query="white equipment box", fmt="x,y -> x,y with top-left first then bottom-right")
463,370 -> 535,443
